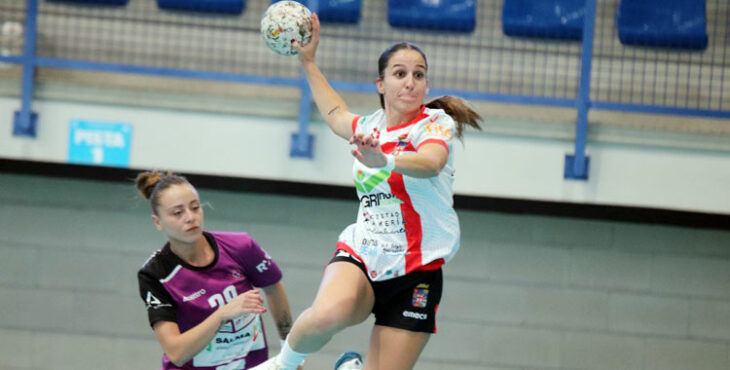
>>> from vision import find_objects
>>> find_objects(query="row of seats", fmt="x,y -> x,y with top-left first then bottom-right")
502,0 -> 708,49
47,0 -> 709,50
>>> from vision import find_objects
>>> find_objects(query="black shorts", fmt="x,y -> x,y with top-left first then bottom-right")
329,252 -> 443,334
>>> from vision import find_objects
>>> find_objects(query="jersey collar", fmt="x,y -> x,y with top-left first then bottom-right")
386,105 -> 427,132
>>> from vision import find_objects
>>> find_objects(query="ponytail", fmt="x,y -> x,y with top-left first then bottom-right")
425,95 -> 482,139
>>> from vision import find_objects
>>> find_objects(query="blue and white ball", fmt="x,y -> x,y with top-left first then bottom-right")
260,1 -> 313,56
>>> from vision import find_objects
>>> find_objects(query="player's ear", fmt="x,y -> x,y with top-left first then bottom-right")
376,77 -> 384,94
152,214 -> 162,231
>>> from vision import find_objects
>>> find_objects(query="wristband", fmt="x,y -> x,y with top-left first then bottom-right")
381,154 -> 396,171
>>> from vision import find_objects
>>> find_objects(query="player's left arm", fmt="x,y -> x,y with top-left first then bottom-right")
351,134 -> 448,178
261,281 -> 294,340
391,143 -> 448,178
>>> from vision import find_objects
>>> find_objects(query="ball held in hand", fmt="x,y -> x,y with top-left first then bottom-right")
261,1 -> 313,56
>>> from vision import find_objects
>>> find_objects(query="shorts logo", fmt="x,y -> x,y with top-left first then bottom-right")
370,270 -> 378,279
403,310 -> 428,320
412,283 -> 429,308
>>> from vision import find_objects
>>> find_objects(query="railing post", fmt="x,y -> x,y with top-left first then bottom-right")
565,0 -> 597,180
290,69 -> 314,158
13,0 -> 38,137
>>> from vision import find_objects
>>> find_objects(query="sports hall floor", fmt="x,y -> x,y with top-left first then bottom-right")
1,172 -> 729,370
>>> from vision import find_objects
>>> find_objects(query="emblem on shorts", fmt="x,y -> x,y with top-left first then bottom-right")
370,270 -> 378,279
412,283 -> 429,308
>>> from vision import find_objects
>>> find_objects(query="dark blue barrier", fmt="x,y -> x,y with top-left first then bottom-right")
157,0 -> 245,15
387,0 -> 476,32
502,0 -> 584,40
273,0 -> 361,23
47,0 -> 129,5
617,0 -> 708,50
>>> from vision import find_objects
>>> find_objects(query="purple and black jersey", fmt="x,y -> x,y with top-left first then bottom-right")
138,231 -> 282,369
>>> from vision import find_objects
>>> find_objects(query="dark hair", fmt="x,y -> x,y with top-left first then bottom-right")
377,42 -> 427,109
135,170 -> 191,215
425,96 -> 482,139
377,42 -> 482,138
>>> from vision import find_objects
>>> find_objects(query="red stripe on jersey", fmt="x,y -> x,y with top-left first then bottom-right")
386,106 -> 427,132
388,171 -> 423,274
381,142 -> 397,154
382,141 -> 416,155
417,138 -> 449,154
417,258 -> 444,271
352,115 -> 362,134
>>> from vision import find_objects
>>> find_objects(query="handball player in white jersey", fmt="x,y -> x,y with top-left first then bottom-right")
136,171 -> 298,369
254,14 -> 482,370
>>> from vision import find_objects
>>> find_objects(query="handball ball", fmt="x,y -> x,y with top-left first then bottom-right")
261,1 -> 313,56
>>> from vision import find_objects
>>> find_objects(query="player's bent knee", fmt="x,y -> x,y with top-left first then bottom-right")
309,299 -> 364,331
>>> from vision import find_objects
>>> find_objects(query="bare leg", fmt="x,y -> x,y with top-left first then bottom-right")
364,325 -> 430,370
287,261 -> 375,354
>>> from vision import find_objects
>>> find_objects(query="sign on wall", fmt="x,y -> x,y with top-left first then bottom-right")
68,120 -> 132,167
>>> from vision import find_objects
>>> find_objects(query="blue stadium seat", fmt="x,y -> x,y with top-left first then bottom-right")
502,0 -> 584,40
47,0 -> 129,5
617,0 -> 708,50
273,0 -> 361,24
157,0 -> 245,15
387,0 -> 476,33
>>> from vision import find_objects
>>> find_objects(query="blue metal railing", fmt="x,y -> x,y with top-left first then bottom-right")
3,0 -> 729,179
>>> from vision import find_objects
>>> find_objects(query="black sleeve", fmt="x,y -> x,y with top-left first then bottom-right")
137,269 -> 177,327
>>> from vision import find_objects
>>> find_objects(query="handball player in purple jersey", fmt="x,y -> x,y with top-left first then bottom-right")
135,170 -> 298,370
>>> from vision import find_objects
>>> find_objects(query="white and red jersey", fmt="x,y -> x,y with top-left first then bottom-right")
336,105 -> 460,282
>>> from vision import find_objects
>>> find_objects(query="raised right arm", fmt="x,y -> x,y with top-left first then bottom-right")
296,13 -> 356,140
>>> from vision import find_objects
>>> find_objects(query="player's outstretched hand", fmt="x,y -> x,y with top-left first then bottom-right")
350,133 -> 388,168
294,13 -> 320,64
218,289 -> 266,322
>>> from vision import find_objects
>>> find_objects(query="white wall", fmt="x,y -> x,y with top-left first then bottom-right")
1,96 -> 729,215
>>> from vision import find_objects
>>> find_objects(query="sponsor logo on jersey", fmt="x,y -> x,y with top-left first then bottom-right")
425,121 -> 452,140
402,310 -> 428,320
252,322 -> 260,342
412,283 -> 429,308
146,291 -> 172,309
372,128 -> 381,139
256,259 -> 270,273
183,288 -> 207,302
360,192 -> 402,208
354,170 -> 391,194
215,332 -> 251,344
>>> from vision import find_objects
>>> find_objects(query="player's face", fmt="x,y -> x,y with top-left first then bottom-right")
152,183 -> 204,244
377,49 -> 428,117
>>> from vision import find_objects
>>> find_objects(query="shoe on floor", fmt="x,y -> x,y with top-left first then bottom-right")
334,351 -> 364,370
